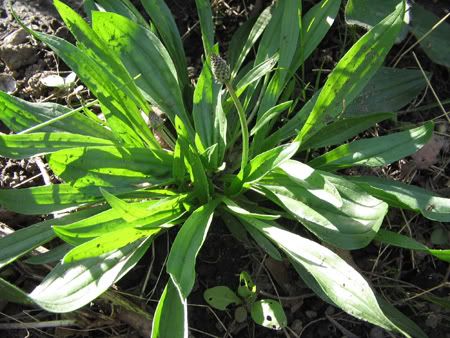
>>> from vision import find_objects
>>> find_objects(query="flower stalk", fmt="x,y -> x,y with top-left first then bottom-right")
211,54 -> 249,169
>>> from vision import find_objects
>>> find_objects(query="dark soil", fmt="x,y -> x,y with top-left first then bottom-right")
1,0 -> 449,338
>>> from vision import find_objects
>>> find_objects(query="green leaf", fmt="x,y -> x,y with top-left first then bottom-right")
256,172 -> 388,249
0,277 -> 33,304
348,176 -> 450,222
194,0 -> 215,55
376,229 -> 450,263
48,146 -> 173,188
27,238 -> 152,312
278,160 -> 343,208
229,142 -> 299,195
297,1 -> 405,142
230,6 -> 273,77
92,11 -> 191,131
0,207 -> 102,268
0,184 -> 132,214
175,117 -> 210,203
151,279 -> 188,338
193,62 -> 218,150
251,299 -> 287,330
344,67 -> 428,117
139,0 -> 189,90
345,0 -> 399,29
248,220 -> 426,337
25,243 -> 73,265
300,113 -> 394,150
308,122 -> 433,171
0,92 -> 114,139
221,212 -> 249,243
29,33 -> 155,148
204,286 -> 242,310
167,200 -> 219,298
299,0 -> 341,64
0,132 -> 114,159
223,56 -> 278,114
411,4 -> 450,68
53,0 -> 148,110
94,0 -> 149,28
240,218 -> 283,261
223,198 -> 280,221
193,62 -> 226,168
262,91 -> 317,149
100,188 -> 156,222
250,101 -> 293,136
43,1 -> 157,148
172,138 -> 186,186
237,271 -> 257,302
53,196 -> 185,244
344,0 -> 409,42
251,0 -> 301,153
63,227 -> 160,263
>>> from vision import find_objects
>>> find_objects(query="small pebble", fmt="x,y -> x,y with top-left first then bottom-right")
305,310 -> 317,319
3,28 -> 29,45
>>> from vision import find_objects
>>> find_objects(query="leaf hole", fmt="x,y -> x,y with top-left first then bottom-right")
96,244 -> 101,248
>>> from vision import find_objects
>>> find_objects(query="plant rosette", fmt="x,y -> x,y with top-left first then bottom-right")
0,0 -> 449,337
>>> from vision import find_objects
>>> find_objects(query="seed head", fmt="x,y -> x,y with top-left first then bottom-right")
210,54 -> 230,84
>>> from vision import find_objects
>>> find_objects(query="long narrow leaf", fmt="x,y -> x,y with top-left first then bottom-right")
92,12 -> 192,131
48,146 -> 173,188
0,184 -> 132,214
229,142 -> 299,194
139,0 -> 189,90
0,207 -> 104,268
376,229 -> 450,263
195,0 -> 215,55
349,176 -> 450,222
94,0 -> 149,27
256,172 -> 388,249
0,132 -> 114,159
151,279 -> 188,338
28,238 -> 152,312
297,1 -> 405,142
246,220 -> 427,338
62,227 -> 160,263
299,113 -> 394,150
0,92 -> 114,138
167,199 -> 219,298
308,122 -> 433,170
344,67 -> 428,116
54,0 -> 148,110
53,196 -> 185,245
230,6 -> 273,77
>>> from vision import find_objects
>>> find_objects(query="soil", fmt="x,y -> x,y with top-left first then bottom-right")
1,1 -> 450,338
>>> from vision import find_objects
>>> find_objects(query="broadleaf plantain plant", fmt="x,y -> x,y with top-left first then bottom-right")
0,0 -> 449,336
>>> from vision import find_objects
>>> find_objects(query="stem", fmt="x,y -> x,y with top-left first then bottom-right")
225,82 -> 249,170
18,99 -> 99,134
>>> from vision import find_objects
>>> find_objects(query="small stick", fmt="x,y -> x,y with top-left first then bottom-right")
392,12 -> 450,68
0,319 -> 78,330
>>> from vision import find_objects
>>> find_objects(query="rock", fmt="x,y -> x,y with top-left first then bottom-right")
3,28 -> 29,45
425,313 -> 442,329
291,319 -> 303,334
0,74 -> 16,93
305,310 -> 317,319
369,327 -> 384,338
0,44 -> 39,70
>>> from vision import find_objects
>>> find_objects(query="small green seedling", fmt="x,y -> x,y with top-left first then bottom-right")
204,271 -> 287,331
